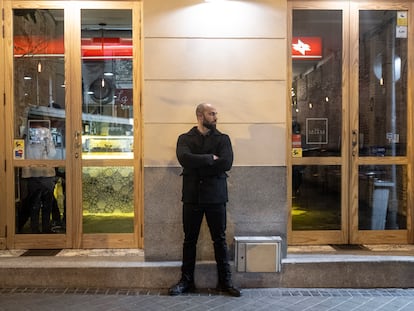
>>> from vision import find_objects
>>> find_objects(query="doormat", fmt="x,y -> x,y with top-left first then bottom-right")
21,249 -> 62,256
330,244 -> 369,251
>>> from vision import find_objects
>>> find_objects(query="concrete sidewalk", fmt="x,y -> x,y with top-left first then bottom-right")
1,246 -> 414,310
1,245 -> 414,290
1,287 -> 414,310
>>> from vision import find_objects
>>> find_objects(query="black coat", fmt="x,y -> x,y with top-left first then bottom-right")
176,126 -> 233,204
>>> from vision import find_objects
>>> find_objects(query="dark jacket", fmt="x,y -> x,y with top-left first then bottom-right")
177,126 -> 233,204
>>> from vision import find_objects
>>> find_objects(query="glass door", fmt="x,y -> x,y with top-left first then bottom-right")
349,3 -> 411,243
289,2 -> 349,244
289,1 -> 412,245
8,4 -> 68,248
4,1 -> 142,249
75,3 -> 142,248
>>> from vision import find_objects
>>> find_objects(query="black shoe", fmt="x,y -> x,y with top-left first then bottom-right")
216,283 -> 242,297
168,279 -> 196,296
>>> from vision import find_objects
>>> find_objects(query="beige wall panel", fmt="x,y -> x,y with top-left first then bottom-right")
143,80 -> 286,124
144,38 -> 286,80
143,0 -> 287,38
222,123 -> 286,166
144,124 -> 189,167
144,123 -> 286,167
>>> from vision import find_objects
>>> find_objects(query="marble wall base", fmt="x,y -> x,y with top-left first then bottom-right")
144,166 -> 287,261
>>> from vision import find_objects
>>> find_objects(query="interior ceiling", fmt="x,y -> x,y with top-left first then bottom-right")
81,9 -> 132,30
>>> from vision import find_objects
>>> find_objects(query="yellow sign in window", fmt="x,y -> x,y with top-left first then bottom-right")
292,148 -> 302,158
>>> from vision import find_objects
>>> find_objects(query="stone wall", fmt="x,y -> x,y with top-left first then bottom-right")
144,166 -> 287,261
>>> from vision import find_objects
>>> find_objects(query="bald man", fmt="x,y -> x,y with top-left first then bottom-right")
169,103 -> 241,297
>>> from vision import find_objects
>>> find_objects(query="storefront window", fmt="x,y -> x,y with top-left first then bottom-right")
359,11 -> 407,157
292,165 -> 341,230
13,9 -> 66,160
81,9 -> 133,160
16,166 -> 66,234
82,166 -> 134,233
291,10 -> 342,158
358,165 -> 407,230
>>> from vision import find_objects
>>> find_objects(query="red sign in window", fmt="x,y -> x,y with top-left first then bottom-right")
292,37 -> 322,60
292,134 -> 302,148
14,36 -> 132,59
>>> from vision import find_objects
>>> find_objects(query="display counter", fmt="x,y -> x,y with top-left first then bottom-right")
82,135 -> 133,152
82,152 -> 133,159
82,135 -> 133,159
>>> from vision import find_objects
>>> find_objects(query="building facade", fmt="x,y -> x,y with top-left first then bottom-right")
0,0 -> 413,263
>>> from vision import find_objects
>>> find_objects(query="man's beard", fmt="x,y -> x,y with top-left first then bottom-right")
203,121 -> 216,130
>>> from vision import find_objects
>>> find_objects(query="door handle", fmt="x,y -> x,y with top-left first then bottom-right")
352,129 -> 358,156
74,130 -> 82,149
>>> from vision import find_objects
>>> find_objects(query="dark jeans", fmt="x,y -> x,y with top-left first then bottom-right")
24,177 -> 55,233
181,203 -> 231,284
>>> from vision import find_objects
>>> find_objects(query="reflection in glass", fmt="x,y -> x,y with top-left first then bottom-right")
359,11 -> 407,156
358,165 -> 407,230
16,167 -> 66,234
81,10 -> 133,160
292,10 -> 342,157
13,9 -> 66,234
292,165 -> 341,230
13,9 -> 66,160
82,167 -> 134,233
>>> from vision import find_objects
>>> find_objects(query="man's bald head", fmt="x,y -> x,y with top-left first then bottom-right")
196,103 -> 214,117
195,103 -> 218,133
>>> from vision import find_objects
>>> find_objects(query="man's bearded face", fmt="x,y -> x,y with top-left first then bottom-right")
202,110 -> 217,130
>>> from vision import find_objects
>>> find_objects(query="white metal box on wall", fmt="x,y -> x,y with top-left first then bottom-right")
234,236 -> 282,272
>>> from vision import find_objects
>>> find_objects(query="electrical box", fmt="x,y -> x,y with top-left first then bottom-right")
234,236 -> 282,273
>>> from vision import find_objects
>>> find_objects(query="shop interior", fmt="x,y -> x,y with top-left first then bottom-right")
291,10 -> 407,232
13,9 -> 135,234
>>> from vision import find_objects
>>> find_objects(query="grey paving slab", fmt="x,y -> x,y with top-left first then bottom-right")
1,288 -> 414,311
